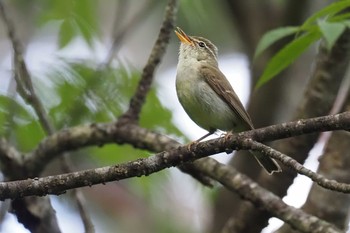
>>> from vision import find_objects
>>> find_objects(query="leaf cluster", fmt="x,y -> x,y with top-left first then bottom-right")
255,0 -> 350,88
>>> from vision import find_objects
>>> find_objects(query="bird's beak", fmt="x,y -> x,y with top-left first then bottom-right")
175,27 -> 194,46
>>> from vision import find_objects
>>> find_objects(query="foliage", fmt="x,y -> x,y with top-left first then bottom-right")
255,0 -> 350,88
38,0 -> 98,48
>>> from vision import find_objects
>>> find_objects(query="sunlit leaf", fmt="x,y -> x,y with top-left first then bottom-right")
318,21 -> 346,50
256,31 -> 321,88
254,27 -> 300,60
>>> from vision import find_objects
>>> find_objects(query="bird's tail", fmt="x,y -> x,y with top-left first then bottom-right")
250,151 -> 281,175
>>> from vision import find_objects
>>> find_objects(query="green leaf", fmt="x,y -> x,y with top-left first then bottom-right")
254,27 -> 300,60
0,95 -> 33,122
0,95 -> 33,136
58,19 -> 76,48
89,144 -> 149,166
140,88 -> 184,138
256,31 -> 321,88
15,120 -> 45,152
318,21 -> 346,50
329,12 -> 350,22
301,0 -> 350,29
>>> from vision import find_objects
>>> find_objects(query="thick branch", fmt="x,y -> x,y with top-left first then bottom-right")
0,149 -> 343,233
25,112 -> 350,176
0,112 -> 346,199
194,158 -> 341,233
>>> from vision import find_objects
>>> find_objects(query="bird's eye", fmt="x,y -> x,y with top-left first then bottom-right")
198,41 -> 206,47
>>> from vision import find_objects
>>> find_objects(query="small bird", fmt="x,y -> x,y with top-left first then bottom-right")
174,27 -> 281,174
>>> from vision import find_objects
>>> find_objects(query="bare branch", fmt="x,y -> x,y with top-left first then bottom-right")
0,148 -> 343,233
0,112 -> 345,200
119,0 -> 178,123
24,112 -> 350,176
0,138 -> 23,176
245,140 -> 350,193
194,158 -> 341,233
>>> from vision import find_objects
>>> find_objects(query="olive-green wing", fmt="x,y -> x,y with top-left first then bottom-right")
199,64 -> 254,129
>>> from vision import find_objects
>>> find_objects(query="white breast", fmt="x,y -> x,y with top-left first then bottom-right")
176,60 -> 239,132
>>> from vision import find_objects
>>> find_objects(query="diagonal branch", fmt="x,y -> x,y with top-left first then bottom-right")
245,140 -> 350,193
0,2 -> 94,232
194,158 -> 341,233
119,0 -> 178,123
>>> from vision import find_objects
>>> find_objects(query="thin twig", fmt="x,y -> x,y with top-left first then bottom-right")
245,139 -> 350,193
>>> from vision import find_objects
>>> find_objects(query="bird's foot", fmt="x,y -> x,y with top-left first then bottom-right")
186,141 -> 198,152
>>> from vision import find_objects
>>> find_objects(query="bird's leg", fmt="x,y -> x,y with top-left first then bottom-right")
196,131 -> 214,142
187,130 -> 215,151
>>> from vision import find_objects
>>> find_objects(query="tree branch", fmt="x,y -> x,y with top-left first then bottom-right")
0,146 -> 344,232
0,2 -> 93,232
23,112 -> 350,176
119,0 -> 178,123
0,112 -> 348,200
193,158 -> 342,233
245,140 -> 350,193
